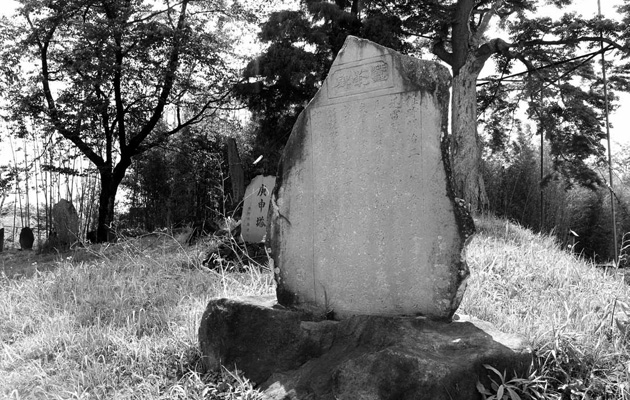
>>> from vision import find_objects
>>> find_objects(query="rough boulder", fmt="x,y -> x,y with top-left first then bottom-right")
199,296 -> 532,400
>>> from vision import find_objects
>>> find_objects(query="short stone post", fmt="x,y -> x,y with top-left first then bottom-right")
241,175 -> 276,243
52,199 -> 80,248
19,227 -> 34,250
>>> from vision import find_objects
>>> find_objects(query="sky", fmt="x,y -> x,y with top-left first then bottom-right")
0,0 -> 628,156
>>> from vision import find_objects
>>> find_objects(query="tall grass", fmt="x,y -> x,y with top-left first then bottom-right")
0,234 -> 273,399
461,215 -> 630,399
1,216 -> 628,399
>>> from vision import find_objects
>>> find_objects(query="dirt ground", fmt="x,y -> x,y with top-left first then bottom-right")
0,248 -> 71,279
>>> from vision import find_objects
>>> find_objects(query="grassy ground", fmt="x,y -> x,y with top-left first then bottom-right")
0,216 -> 628,399
460,215 -> 630,399
0,234 -> 273,399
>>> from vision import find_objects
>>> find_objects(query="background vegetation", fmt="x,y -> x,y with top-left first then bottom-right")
1,0 -> 629,264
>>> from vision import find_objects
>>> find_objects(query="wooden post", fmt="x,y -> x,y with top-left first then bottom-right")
227,138 -> 245,207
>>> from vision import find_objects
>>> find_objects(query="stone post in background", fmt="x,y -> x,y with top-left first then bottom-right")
19,227 -> 34,250
227,138 -> 245,207
242,175 -> 276,243
52,199 -> 80,248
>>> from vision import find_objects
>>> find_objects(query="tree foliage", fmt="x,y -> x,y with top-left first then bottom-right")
238,0 -> 630,209
121,126 -> 227,232
483,124 -> 630,263
0,0 -> 250,241
235,0 -> 409,172
483,124 -> 570,232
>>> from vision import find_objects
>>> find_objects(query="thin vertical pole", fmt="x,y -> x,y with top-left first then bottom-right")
540,88 -> 544,231
23,137 -> 30,226
598,0 -> 618,266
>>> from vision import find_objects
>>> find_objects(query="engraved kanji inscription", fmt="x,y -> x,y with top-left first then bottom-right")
328,57 -> 394,99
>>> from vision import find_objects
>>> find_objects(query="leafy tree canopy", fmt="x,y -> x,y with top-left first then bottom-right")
0,0 -> 253,241
235,0 -> 410,172
238,0 -> 630,205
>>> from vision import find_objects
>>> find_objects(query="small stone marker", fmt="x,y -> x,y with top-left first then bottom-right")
52,199 -> 80,247
19,227 -> 34,250
268,36 -> 473,319
242,175 -> 276,243
0,226 -> 5,253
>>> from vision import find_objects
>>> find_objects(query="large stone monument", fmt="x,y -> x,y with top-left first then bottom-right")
52,199 -> 80,248
268,36 -> 471,320
199,37 -> 530,399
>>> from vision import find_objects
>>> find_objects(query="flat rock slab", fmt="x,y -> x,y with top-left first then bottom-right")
268,36 -> 473,320
199,296 -> 532,400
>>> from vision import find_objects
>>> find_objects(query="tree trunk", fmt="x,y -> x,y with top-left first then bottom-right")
450,58 -> 488,212
96,171 -> 118,243
95,158 -> 130,242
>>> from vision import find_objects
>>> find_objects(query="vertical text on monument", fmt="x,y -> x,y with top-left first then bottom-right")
242,175 -> 276,243
269,36 -> 470,320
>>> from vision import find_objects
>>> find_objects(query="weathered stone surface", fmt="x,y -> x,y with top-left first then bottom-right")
268,36 -> 473,320
199,295 -> 337,384
52,199 -> 80,247
19,227 -> 34,250
242,175 -> 276,243
198,297 -> 532,400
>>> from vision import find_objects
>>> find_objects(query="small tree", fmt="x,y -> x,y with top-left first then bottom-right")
1,0 -> 249,241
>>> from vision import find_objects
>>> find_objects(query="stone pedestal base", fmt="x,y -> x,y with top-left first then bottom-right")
198,296 -> 532,400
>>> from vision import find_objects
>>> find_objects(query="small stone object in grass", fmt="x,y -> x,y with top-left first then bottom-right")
19,227 -> 34,250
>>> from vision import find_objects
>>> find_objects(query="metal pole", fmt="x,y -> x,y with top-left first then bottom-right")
598,0 -> 619,266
